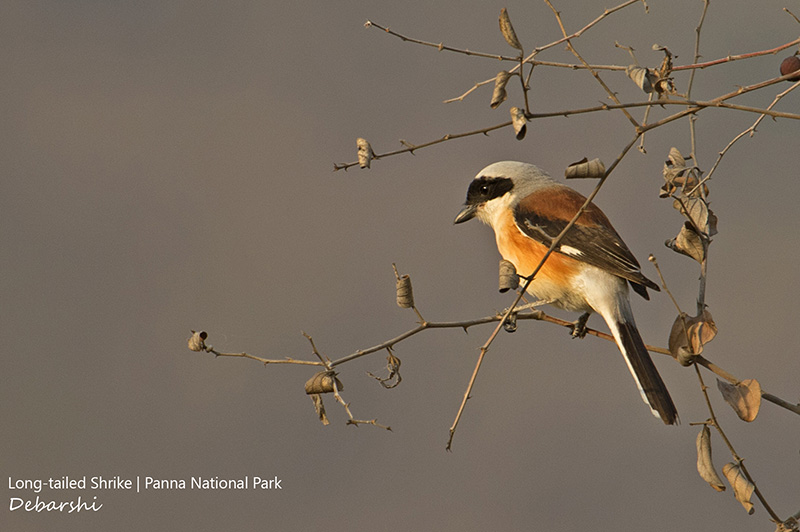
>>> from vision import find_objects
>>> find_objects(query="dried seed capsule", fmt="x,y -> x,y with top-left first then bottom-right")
498,259 -> 519,293
510,106 -> 527,140
490,71 -> 511,109
187,330 -> 208,352
565,158 -> 605,179
499,8 -> 523,51
356,138 -> 374,168
395,274 -> 414,308
304,371 -> 343,394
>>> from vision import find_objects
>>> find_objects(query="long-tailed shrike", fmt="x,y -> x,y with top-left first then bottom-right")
455,161 -> 677,424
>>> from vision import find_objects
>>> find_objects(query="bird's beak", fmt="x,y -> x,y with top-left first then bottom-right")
454,203 -> 478,224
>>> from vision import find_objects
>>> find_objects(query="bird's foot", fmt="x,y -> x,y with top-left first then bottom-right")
570,312 -> 591,339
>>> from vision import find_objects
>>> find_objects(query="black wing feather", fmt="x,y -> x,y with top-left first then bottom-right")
514,209 -> 659,297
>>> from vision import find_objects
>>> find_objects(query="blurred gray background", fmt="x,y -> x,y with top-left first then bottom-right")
2,1 -> 798,530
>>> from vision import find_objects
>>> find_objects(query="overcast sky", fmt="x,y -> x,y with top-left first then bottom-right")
2,1 -> 798,531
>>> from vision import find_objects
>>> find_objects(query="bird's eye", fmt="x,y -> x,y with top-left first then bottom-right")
480,185 -> 489,195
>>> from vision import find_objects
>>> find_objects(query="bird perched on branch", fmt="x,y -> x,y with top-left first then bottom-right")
454,161 -> 677,424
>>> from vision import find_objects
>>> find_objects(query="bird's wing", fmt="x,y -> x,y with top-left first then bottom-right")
513,185 -> 659,296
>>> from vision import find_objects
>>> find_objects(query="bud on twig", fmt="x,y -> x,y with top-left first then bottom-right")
499,8 -> 523,52
356,138 -> 374,168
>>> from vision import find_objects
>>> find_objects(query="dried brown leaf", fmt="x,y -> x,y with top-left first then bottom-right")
625,65 -> 656,93
491,71 -> 511,109
668,312 -> 691,360
717,379 -> 762,422
565,157 -> 606,179
510,106 -> 527,140
696,426 -> 726,492
499,8 -> 523,51
309,394 -> 330,425
688,310 -> 717,353
187,330 -> 208,352
722,462 -> 755,514
707,208 -> 719,236
666,222 -> 706,262
667,146 -> 686,168
674,196 -> 711,235
395,273 -> 414,308
498,259 -> 519,293
668,310 -> 716,361
356,138 -> 374,168
305,371 -> 344,395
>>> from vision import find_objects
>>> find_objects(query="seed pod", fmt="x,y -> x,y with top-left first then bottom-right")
395,273 -> 414,308
304,371 -> 343,395
780,55 -> 800,81
499,8 -> 523,51
565,158 -> 605,179
696,425 -> 726,492
356,138 -> 374,168
491,71 -> 511,109
722,462 -> 755,515
498,259 -> 519,293
187,330 -> 208,352
510,106 -> 527,140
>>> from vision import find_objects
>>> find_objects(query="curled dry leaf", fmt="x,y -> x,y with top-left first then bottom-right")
688,310 -> 717,353
491,71 -> 511,109
498,8 -> 523,51
667,310 -> 717,361
304,371 -> 344,395
565,158 -> 605,179
187,330 -> 208,352
667,146 -> 685,168
625,65 -> 656,94
717,378 -> 762,422
722,462 -> 756,515
660,147 -> 709,198
666,222 -> 706,262
668,312 -> 691,361
674,196 -> 711,236
356,137 -> 374,168
368,350 -> 403,389
696,425 -> 726,492
509,106 -> 527,140
498,259 -> 519,293
309,394 -> 330,425
395,273 -> 414,308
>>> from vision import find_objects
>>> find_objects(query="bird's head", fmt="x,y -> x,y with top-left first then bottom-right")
454,161 -> 554,226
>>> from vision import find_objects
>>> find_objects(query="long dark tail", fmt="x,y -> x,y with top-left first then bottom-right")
613,318 -> 678,425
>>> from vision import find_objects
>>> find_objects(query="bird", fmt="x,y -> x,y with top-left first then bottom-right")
454,161 -> 678,424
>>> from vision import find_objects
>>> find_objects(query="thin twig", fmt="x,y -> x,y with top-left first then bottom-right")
544,0 -> 640,128
207,348 -> 325,366
335,87 -> 800,171
694,364 -> 783,522
364,20 -> 520,62
691,79 -> 800,194
673,36 -> 800,71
